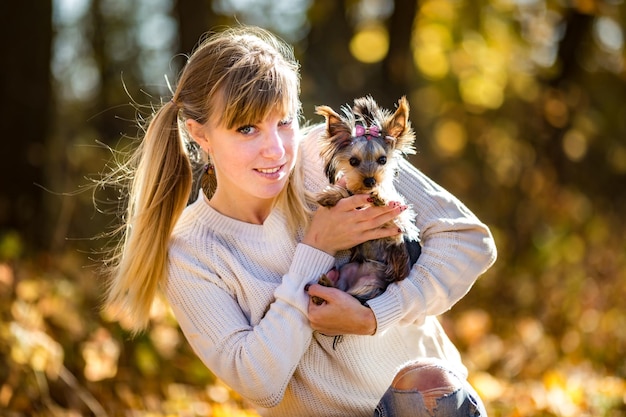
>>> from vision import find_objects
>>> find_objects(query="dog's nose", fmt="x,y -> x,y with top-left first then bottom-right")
363,177 -> 376,188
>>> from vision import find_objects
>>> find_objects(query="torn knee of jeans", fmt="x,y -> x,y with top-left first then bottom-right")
392,363 -> 461,392
391,363 -> 465,413
419,386 -> 461,414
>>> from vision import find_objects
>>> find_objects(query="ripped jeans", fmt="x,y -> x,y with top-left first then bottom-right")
374,359 -> 486,417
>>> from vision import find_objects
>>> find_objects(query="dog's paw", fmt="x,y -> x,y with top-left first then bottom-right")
317,194 -> 339,208
310,273 -> 333,305
311,295 -> 325,305
317,186 -> 350,207
369,191 -> 386,207
318,273 -> 333,287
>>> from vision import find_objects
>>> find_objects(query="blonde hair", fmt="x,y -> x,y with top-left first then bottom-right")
103,26 -> 312,333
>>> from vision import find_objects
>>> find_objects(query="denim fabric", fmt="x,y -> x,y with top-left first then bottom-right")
373,366 -> 486,417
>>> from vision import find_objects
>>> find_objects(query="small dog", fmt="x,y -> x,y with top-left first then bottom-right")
312,96 -> 420,305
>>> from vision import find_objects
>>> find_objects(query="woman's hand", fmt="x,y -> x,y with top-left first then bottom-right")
306,283 -> 376,336
302,193 -> 405,256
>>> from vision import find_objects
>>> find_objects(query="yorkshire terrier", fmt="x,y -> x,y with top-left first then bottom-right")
312,96 -> 420,305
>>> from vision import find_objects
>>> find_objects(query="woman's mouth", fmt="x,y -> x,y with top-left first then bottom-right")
256,166 -> 281,174
255,164 -> 285,179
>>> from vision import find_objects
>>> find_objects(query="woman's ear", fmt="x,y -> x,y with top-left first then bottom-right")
185,119 -> 211,153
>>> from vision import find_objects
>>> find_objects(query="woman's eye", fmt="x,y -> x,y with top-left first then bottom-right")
237,125 -> 256,135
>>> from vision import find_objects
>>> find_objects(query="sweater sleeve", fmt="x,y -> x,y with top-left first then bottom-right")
165,238 -> 335,408
365,158 -> 498,333
300,124 -> 496,332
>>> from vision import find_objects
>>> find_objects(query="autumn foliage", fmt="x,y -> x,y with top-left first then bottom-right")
2,0 -> 626,415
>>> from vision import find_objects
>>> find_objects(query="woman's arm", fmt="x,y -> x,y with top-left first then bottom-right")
300,124 -> 496,334
365,158 -> 498,332
165,239 -> 335,408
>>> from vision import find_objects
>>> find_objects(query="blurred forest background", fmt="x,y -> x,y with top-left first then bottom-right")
1,0 -> 625,416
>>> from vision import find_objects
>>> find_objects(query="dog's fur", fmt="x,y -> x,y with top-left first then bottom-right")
313,96 -> 420,304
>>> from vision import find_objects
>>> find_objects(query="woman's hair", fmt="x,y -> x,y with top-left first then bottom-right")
103,26 -> 312,332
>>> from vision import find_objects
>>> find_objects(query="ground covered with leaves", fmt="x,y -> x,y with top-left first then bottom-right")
0,231 -> 624,417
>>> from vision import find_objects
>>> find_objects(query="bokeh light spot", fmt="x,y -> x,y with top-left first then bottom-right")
562,129 -> 588,161
350,25 -> 389,63
433,119 -> 467,157
459,74 -> 504,109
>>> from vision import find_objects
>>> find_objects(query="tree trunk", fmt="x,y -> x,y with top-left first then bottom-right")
0,1 -> 53,251
382,0 -> 419,99
175,0 -> 223,57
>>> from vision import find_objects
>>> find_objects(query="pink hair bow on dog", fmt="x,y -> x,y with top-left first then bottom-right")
355,124 -> 381,139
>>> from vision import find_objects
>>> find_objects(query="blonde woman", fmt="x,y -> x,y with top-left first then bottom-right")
104,25 -> 497,416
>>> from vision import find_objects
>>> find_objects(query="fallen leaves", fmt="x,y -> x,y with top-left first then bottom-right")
0,242 -> 624,416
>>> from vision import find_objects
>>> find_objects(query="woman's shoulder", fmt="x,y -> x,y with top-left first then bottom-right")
299,123 -> 325,161
168,195 -> 231,279
170,192 -> 230,256
299,123 -> 328,190
173,191 -> 211,234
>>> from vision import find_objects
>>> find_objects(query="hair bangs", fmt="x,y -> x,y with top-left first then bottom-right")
216,57 -> 300,129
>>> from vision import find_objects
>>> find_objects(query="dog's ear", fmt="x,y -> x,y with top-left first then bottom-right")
316,105 -> 352,184
316,105 -> 352,149
385,97 -> 416,154
386,97 -> 409,138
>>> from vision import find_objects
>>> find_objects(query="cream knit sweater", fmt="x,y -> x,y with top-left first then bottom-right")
164,125 -> 497,416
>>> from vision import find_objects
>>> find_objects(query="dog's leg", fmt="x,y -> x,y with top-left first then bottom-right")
383,242 -> 411,283
317,185 -> 351,207
311,273 -> 333,306
368,191 -> 386,207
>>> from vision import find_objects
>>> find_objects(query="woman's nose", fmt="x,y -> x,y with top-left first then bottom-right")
262,128 -> 286,158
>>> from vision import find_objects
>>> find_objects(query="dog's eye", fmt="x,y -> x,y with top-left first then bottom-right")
349,157 -> 360,167
377,156 -> 387,165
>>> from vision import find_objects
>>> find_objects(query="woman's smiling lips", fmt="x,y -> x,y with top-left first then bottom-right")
255,164 -> 286,179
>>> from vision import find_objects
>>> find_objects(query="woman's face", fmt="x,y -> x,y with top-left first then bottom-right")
200,108 -> 298,220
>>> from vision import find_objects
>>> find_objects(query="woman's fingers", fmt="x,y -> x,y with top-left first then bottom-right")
303,194 -> 406,255
340,195 -> 407,233
306,284 -> 377,335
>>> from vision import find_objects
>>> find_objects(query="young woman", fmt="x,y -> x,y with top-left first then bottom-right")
104,25 -> 497,416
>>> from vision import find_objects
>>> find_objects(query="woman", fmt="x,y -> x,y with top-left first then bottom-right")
104,25 -> 497,416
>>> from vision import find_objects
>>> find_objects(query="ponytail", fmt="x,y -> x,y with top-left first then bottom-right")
104,101 -> 192,333
102,26 -> 306,333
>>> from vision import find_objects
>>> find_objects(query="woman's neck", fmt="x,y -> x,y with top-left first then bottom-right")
206,190 -> 275,225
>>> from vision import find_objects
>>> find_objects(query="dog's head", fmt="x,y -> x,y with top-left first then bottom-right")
315,96 -> 416,194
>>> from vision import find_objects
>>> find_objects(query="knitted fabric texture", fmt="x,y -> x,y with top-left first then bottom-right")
164,125 -> 497,416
